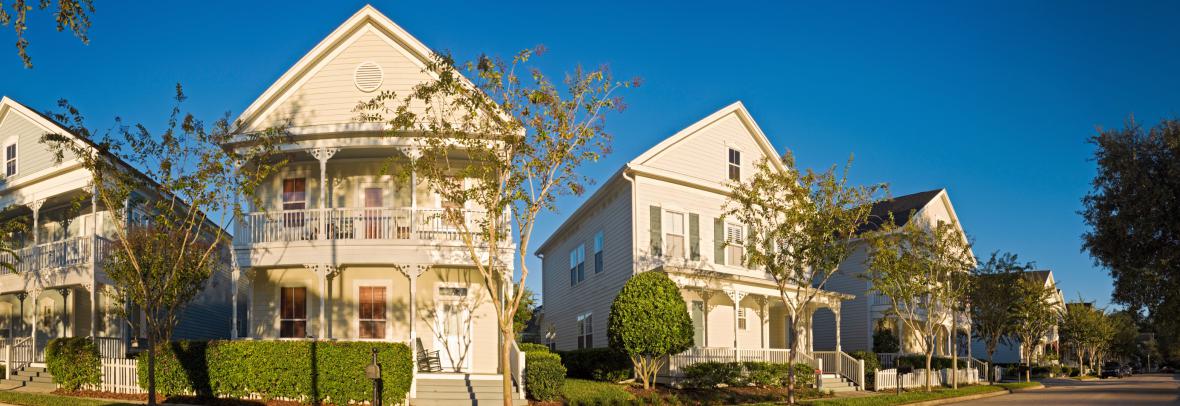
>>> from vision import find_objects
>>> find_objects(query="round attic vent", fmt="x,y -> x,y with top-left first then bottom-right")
354,62 -> 384,92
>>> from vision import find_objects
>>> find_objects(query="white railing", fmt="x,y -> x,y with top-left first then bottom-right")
95,336 -> 126,359
9,337 -> 32,371
0,236 -> 111,276
877,352 -> 900,368
812,350 -> 865,390
958,356 -> 988,380
85,358 -> 143,394
874,367 -> 980,391
509,340 -> 525,399
242,207 -> 497,244
662,347 -> 798,378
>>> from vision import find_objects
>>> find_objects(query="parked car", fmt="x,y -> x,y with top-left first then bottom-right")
1160,366 -> 1175,374
1100,362 -> 1125,379
1120,365 -> 1133,377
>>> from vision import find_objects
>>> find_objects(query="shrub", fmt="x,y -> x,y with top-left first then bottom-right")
897,355 -> 953,370
681,361 -> 813,389
518,343 -> 550,353
872,329 -> 900,353
607,271 -> 694,389
45,337 -> 102,391
562,378 -> 635,405
682,362 -> 743,388
849,351 -> 880,388
138,340 -> 412,404
524,351 -> 565,401
559,348 -> 632,382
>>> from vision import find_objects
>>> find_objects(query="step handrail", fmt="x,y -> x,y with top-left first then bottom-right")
11,337 -> 32,372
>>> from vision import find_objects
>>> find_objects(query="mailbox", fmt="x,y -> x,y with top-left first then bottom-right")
367,348 -> 383,406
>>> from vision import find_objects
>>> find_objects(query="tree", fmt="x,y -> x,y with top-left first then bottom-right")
866,215 -> 975,391
1008,275 -> 1060,382
969,252 -> 1030,382
1107,311 -> 1139,362
513,285 -> 536,337
356,49 -> 632,404
1,0 -> 94,67
725,154 -> 882,403
42,86 -> 286,405
607,271 -> 693,389
1081,118 -> 1180,364
1061,301 -> 1102,374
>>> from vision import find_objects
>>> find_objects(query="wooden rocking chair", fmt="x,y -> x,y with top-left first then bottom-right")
416,338 -> 443,372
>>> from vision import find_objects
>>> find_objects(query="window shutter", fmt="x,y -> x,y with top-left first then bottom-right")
649,206 -> 662,256
714,218 -> 725,264
688,213 -> 700,260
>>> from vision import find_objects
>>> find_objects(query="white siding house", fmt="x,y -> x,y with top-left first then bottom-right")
538,102 -> 863,388
969,270 -> 1065,364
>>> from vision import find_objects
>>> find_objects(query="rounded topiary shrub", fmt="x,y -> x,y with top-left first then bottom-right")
608,271 -> 694,389
45,337 -> 102,391
559,347 -> 632,382
524,351 -> 565,401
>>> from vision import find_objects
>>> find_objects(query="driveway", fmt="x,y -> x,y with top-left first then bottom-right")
963,374 -> 1180,405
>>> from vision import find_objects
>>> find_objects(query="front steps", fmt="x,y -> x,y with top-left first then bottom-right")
0,366 -> 57,392
817,373 -> 859,393
413,374 -> 526,406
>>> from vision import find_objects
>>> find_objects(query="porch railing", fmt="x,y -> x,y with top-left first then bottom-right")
662,347 -> 799,378
508,340 -> 525,399
242,207 -> 499,244
95,336 -> 127,359
813,350 -> 866,389
8,337 -> 33,371
0,236 -> 111,276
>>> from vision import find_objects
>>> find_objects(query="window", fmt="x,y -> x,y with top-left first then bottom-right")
439,286 -> 469,298
726,224 -> 744,266
279,287 -> 307,338
664,211 -> 685,258
358,286 -> 386,339
737,307 -> 747,330
691,300 -> 705,347
593,231 -> 604,273
576,312 -> 593,349
728,148 -> 741,181
4,144 -> 15,177
282,178 -> 306,210
569,244 -> 585,286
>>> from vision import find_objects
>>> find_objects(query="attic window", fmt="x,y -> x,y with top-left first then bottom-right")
354,62 -> 384,92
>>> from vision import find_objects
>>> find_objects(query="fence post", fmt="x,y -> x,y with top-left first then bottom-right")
4,343 -> 9,379
858,359 -> 865,390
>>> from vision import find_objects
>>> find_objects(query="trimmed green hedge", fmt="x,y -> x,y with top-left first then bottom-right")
518,343 -> 550,353
45,337 -> 102,391
897,355 -> 954,370
524,351 -> 565,401
140,340 -> 412,404
681,361 -> 814,388
558,348 -> 632,382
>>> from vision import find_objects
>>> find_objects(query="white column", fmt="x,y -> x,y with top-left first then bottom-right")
231,268 -> 240,339
834,304 -> 842,353
30,289 -> 39,358
725,288 -> 746,350
310,147 -> 339,240
698,290 -> 712,348
245,269 -> 255,339
304,264 -> 337,339
757,296 -> 769,349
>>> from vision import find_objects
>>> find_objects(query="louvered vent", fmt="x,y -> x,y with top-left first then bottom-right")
353,62 -> 384,92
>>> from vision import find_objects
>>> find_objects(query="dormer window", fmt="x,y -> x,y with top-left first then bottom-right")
4,143 -> 15,177
727,148 -> 740,181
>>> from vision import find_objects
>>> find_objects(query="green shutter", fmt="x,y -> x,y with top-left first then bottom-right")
649,206 -> 662,256
714,218 -> 725,265
689,213 -> 700,261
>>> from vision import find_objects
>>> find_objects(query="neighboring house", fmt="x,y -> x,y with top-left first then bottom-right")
537,102 -> 861,387
812,189 -> 977,366
225,6 -> 515,389
970,269 -> 1065,364
0,96 -> 233,367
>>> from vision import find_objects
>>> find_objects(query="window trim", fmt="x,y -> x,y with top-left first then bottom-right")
569,244 -> 586,286
664,210 -> 687,259
727,148 -> 741,181
576,311 -> 593,349
4,143 -> 16,177
278,285 -> 308,338
357,284 -> 389,340
282,178 -> 307,211
593,230 -> 604,274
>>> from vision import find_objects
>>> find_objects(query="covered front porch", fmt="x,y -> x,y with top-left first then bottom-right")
0,284 -> 129,369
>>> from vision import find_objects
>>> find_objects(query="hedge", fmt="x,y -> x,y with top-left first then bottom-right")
45,337 -> 102,391
140,340 -> 412,404
681,361 -> 813,389
524,351 -> 565,401
849,351 -> 880,389
518,343 -> 550,353
896,355 -> 954,370
558,348 -> 632,382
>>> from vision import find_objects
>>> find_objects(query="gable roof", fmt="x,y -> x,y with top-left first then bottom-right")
857,188 -> 943,234
233,5 -> 438,132
629,101 -> 785,172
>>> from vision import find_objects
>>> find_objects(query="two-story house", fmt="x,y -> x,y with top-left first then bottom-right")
537,102 -> 863,388
0,96 -> 233,369
225,6 -> 517,394
811,189 -> 979,369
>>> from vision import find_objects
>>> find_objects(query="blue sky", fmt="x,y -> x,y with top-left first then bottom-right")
4,0 -> 1179,308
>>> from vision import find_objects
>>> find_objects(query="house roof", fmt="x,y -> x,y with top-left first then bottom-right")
1023,269 -> 1052,284
857,188 -> 944,234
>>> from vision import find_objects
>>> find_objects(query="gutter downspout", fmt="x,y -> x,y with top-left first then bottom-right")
622,167 -> 638,276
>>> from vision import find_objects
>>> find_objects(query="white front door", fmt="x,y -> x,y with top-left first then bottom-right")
434,295 -> 472,372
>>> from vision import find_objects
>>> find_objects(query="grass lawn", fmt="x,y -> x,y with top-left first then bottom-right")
996,381 -> 1044,390
0,391 -> 139,406
803,385 -> 1005,406
562,378 -> 636,405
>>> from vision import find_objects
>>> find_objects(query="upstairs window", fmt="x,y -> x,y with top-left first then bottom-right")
282,178 -> 307,211
664,211 -> 686,258
576,312 -> 593,349
728,148 -> 741,181
569,244 -> 585,286
726,224 -> 744,266
4,144 -> 15,177
593,231 -> 604,273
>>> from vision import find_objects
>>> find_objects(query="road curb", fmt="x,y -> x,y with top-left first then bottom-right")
1008,383 -> 1046,393
900,389 -> 1009,406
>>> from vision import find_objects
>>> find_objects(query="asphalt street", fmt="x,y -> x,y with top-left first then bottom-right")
962,374 -> 1180,405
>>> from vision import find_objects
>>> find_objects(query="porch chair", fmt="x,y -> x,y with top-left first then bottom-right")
415,338 -> 443,373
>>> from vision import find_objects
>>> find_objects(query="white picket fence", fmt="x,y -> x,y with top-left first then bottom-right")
874,368 -> 980,391
84,358 -> 144,394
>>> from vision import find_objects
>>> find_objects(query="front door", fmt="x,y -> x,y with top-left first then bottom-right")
434,297 -> 472,372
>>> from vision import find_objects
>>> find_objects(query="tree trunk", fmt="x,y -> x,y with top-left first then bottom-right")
501,327 -> 512,406
787,319 -> 797,405
924,352 -> 933,391
951,333 -> 958,389
147,333 -> 157,406
1024,343 -> 1031,382
987,347 -> 995,384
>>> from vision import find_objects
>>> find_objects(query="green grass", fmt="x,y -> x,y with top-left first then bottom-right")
803,385 -> 1004,406
996,381 -> 1044,390
0,391 -> 138,406
562,378 -> 636,405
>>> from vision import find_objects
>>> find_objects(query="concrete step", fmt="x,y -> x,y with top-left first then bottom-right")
412,399 -> 527,406
20,367 -> 46,374
415,384 -> 512,393
413,391 -> 526,400
824,384 -> 859,393
18,381 -> 57,391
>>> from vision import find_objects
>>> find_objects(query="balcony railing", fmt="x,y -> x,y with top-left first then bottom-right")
241,207 -> 502,244
0,235 -> 112,276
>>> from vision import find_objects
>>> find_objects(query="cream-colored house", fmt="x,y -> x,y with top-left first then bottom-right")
0,96 -> 233,368
537,102 -> 865,390
969,269 -> 1065,364
812,189 -> 980,369
225,6 -> 521,401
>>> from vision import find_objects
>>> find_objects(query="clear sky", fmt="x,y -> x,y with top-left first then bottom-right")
4,0 -> 1179,308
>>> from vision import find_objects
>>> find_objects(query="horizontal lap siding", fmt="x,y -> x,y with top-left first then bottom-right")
640,112 -> 765,187
0,109 -> 76,180
540,182 -> 632,350
815,243 -> 872,352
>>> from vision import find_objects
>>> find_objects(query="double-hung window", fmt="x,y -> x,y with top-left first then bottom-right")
664,211 -> 686,258
4,144 -> 15,177
737,307 -> 747,330
726,224 -> 744,266
282,178 -> 307,232
569,244 -> 585,286
593,231 -> 604,273
358,286 -> 386,339
279,286 -> 307,338
728,148 -> 741,181
576,312 -> 593,349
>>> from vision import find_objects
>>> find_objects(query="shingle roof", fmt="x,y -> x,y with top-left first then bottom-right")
857,189 -> 944,234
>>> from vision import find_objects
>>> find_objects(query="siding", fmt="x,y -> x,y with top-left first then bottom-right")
638,111 -> 766,187
539,180 -> 632,351
812,242 -> 873,351
174,261 -> 234,339
0,108 -> 76,181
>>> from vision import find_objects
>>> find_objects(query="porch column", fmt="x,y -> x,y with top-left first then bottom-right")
310,147 -> 339,240
231,267 -> 240,339
89,187 -> 99,339
304,264 -> 338,339
29,289 -> 39,359
400,147 -> 421,236
399,265 -> 428,360
29,199 -> 45,248
834,304 -> 842,353
725,288 -> 746,349
58,288 -> 72,337
756,296 -> 769,349
244,269 -> 255,338
697,289 -> 714,347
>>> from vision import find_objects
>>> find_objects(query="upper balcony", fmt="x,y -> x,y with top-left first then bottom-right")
240,207 -> 493,244
0,235 -> 113,289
